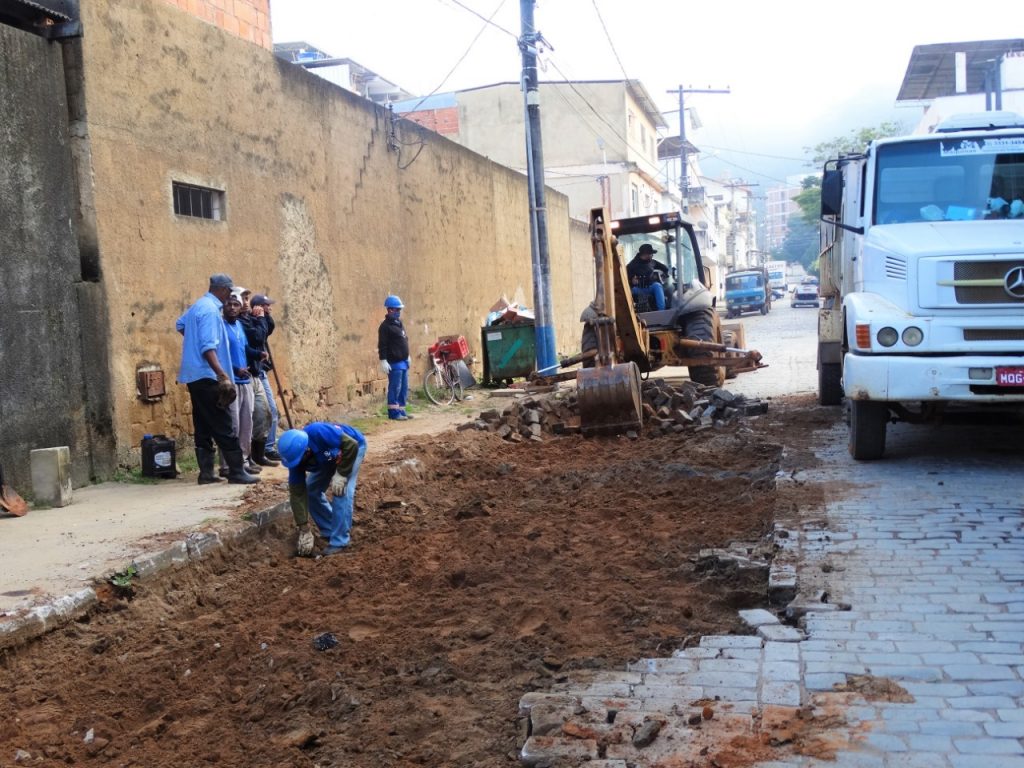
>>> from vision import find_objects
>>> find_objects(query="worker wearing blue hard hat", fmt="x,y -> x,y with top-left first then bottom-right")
378,295 -> 413,420
278,422 -> 367,557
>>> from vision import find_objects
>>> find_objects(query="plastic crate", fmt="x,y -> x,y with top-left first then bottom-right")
429,335 -> 469,361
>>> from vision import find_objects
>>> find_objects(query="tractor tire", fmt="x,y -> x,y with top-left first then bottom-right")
683,307 -> 725,387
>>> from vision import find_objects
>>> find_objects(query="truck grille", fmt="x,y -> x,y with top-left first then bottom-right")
954,260 -> 1024,304
963,329 -> 1024,341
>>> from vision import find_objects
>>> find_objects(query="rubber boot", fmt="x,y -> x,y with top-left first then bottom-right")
196,447 -> 222,485
224,448 -> 259,484
251,441 -> 279,467
245,458 -> 263,474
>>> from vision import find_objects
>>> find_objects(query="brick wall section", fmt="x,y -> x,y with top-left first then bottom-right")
403,107 -> 460,136
162,0 -> 271,50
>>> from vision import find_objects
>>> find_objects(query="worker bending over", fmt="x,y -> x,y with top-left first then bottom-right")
279,422 -> 367,557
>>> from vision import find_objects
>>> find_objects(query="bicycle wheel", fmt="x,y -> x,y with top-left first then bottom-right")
424,367 -> 456,405
446,363 -> 464,402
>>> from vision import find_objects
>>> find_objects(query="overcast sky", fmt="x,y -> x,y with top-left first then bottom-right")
270,0 -> 1012,188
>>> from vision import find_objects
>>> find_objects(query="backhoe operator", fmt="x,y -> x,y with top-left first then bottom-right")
626,243 -> 671,311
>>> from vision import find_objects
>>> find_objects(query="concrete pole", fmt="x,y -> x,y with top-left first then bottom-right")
520,0 -> 557,374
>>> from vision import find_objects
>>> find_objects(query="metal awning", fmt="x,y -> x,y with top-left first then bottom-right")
657,135 -> 700,161
0,0 -> 81,40
897,39 -> 1024,101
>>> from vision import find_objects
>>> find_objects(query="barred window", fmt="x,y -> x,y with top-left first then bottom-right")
172,182 -> 224,220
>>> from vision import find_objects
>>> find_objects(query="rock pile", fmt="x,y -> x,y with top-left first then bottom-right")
457,378 -> 768,442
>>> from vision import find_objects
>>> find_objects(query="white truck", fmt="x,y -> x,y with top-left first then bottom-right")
765,260 -> 787,298
818,112 -> 1024,459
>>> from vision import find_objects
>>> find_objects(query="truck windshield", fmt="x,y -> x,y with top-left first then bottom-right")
874,135 -> 1024,224
726,275 -> 762,290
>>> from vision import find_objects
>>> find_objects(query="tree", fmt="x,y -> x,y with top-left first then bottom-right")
804,121 -> 906,167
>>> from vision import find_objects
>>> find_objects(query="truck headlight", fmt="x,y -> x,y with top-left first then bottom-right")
902,327 -> 923,346
877,327 -> 899,347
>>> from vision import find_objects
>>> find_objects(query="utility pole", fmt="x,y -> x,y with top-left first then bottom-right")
520,0 -> 557,375
722,180 -> 759,271
666,85 -> 729,209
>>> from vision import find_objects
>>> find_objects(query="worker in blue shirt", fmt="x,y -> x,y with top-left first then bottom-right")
176,274 -> 258,485
278,422 -> 367,556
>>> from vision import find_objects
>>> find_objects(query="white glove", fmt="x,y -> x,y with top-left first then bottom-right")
329,473 -> 348,497
380,360 -> 391,375
296,529 -> 314,557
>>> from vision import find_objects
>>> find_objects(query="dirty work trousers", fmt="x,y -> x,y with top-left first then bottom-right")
259,372 -> 280,449
187,378 -> 240,454
219,380 -> 254,470
305,442 -> 367,549
252,377 -> 271,445
387,365 -> 409,419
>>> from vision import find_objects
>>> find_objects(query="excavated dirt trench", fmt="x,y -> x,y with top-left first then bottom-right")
0,419 -> 790,767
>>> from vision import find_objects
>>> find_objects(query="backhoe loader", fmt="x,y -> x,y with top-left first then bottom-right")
566,207 -> 764,435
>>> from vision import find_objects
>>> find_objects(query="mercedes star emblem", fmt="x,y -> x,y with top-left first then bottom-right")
1004,266 -> 1024,299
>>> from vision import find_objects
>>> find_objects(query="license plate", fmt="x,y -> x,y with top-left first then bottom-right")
995,367 -> 1024,386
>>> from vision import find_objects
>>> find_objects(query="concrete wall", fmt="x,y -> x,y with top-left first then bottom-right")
0,26 -> 112,490
75,0 -> 594,461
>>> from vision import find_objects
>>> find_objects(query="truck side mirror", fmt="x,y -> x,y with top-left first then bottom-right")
821,169 -> 842,217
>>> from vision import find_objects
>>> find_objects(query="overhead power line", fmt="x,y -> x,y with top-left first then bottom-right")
440,0 -> 518,39
590,0 -> 629,81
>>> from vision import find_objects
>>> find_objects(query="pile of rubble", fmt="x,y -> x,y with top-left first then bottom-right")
457,378 -> 768,442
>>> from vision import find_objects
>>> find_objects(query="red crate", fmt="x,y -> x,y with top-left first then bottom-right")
429,335 -> 469,361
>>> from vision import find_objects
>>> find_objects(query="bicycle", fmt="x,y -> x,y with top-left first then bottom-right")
423,348 -> 464,405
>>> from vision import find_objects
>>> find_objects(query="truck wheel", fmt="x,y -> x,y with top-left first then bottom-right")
849,400 -> 887,460
760,303 -> 768,315
683,307 -> 725,387
818,362 -> 843,406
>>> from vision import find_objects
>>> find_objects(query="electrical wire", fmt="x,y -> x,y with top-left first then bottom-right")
439,0 -> 518,39
590,0 -> 629,81
397,0 -> 509,170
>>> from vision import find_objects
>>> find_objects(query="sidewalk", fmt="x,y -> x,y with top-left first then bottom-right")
0,399 -> 486,648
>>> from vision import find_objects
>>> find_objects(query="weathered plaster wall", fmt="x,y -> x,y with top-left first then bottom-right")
77,0 -> 594,459
0,27 -> 102,489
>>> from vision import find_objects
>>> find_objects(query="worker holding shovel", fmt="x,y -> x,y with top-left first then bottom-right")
278,422 -> 367,557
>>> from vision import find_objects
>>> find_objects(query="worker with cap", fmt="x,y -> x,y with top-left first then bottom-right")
626,243 -> 671,311
278,422 -> 367,556
175,274 -> 258,485
241,292 -> 282,464
377,295 -> 413,420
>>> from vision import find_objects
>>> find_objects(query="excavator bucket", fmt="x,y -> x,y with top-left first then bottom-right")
577,361 -> 643,436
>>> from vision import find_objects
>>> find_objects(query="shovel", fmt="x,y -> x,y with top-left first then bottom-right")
0,463 -> 28,517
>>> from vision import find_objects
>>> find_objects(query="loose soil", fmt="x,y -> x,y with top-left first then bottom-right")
0,398 -> 836,768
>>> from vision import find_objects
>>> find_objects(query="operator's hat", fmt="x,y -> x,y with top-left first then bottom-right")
637,244 -> 657,256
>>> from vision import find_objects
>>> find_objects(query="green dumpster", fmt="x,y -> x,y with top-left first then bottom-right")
481,322 -> 536,384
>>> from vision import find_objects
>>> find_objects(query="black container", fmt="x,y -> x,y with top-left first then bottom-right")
141,434 -> 177,479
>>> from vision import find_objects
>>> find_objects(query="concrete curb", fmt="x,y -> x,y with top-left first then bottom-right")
0,500 -> 291,652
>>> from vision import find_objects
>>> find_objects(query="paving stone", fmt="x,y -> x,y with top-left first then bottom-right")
520,736 -> 598,765
949,756 -> 1024,768
698,635 -> 762,649
985,723 -> 1024,738
738,608 -> 779,627
627,658 -> 694,674
953,738 -> 1024,754
760,681 -> 801,707
765,641 -> 800,662
762,661 -> 800,682
758,624 -> 804,642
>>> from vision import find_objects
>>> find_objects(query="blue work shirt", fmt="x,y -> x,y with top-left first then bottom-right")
223,318 -> 251,385
176,292 -> 232,384
287,422 -> 367,485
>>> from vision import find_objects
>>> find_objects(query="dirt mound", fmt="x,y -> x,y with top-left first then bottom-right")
0,421 -> 787,767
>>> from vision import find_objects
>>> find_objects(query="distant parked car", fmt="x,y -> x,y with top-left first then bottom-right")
792,284 -> 820,308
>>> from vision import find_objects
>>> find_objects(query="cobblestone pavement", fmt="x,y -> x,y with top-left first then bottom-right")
519,409 -> 1024,766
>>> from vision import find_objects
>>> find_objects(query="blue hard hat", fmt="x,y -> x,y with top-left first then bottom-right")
384,295 -> 404,309
278,429 -> 310,469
